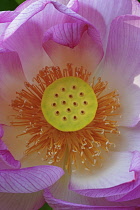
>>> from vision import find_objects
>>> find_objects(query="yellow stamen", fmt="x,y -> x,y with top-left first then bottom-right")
10,64 -> 120,171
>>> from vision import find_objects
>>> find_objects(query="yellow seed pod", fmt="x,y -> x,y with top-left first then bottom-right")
41,76 -> 98,132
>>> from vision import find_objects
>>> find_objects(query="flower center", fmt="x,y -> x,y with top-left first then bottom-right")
10,64 -> 120,171
41,77 -> 98,132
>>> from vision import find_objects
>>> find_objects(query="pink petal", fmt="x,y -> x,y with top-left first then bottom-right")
98,83 -> 140,127
55,0 -> 78,9
0,49 -> 26,125
0,49 -> 25,100
16,0 -> 72,13
130,150 -> 140,173
106,83 -> 140,127
43,22 -> 103,72
2,23 -> 52,82
3,0 -> 91,40
70,150 -> 140,202
43,22 -> 88,48
0,11 -> 18,23
70,152 -> 135,197
118,84 -> 140,127
107,151 -> 140,202
0,125 -> 4,140
45,174 -> 97,207
57,0 -> 70,5
100,16 -> 140,127
2,0 -> 83,80
0,24 -> 8,44
0,190 -> 45,210
0,165 -> 64,193
44,189 -> 135,210
0,11 -> 19,43
3,0 -> 49,39
67,0 -> 79,12
109,185 -> 140,203
3,1 -> 103,80
15,0 -> 38,12
44,166 -> 140,208
0,140 -> 6,150
1,125 -> 27,161
112,123 -> 140,152
44,173 -> 136,209
77,0 -> 132,46
3,1 -> 64,81
102,15 -> 140,85
132,0 -> 140,16
0,150 -> 21,170
0,127 -> 21,170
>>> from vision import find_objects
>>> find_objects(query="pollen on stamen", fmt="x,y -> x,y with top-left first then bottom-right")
10,64 -> 120,172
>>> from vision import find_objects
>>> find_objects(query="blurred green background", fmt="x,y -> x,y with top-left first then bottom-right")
0,0 -> 140,209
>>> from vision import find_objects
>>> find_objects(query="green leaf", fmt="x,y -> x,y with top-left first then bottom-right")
15,0 -> 25,4
0,0 -> 18,11
39,203 -> 52,210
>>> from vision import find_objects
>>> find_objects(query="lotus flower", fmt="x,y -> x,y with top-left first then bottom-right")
0,0 -> 140,209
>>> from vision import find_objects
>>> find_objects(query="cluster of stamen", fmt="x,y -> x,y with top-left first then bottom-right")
10,64 -> 120,171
